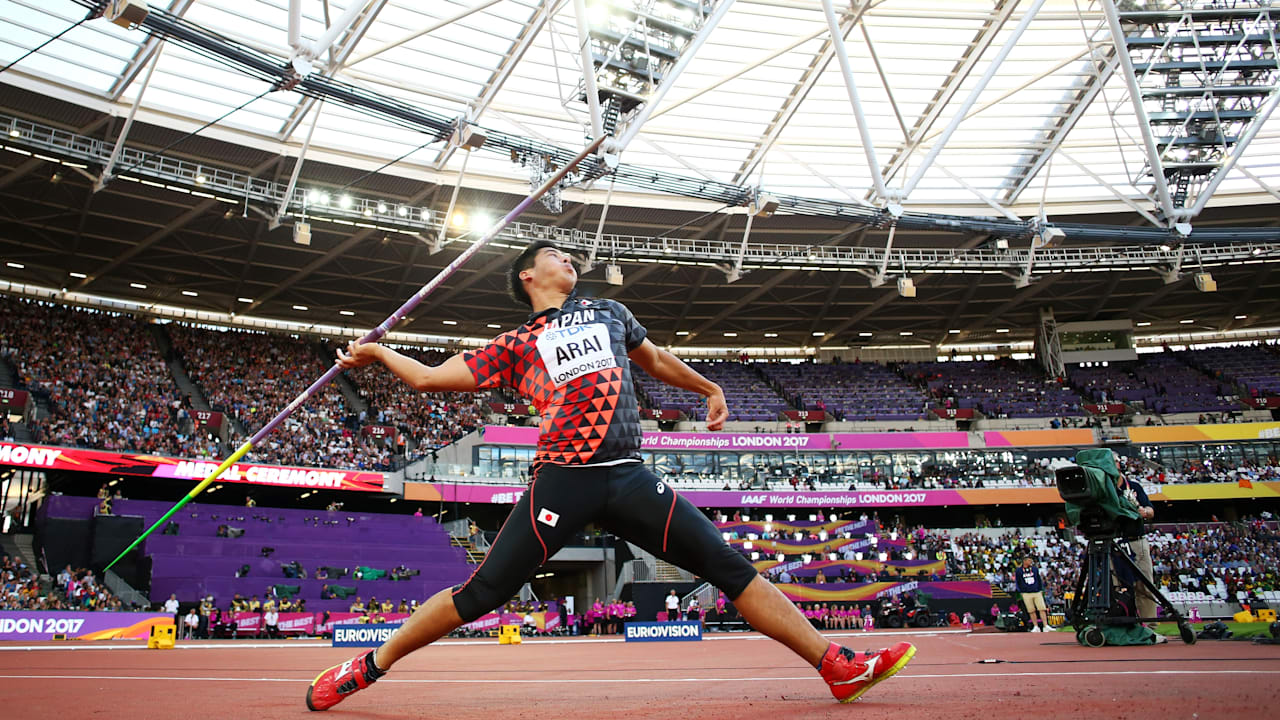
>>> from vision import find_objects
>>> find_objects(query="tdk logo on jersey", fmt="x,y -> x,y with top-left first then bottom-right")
333,624 -> 400,647
624,621 -> 702,642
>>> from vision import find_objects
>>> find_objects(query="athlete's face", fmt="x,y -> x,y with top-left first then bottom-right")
527,247 -> 578,293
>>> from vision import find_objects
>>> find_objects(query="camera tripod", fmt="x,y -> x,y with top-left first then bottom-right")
1068,535 -> 1196,647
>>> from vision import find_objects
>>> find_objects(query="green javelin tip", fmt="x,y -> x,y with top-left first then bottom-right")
104,440 -> 255,571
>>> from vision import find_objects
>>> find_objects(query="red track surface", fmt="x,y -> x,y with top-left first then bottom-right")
2,630 -> 1278,719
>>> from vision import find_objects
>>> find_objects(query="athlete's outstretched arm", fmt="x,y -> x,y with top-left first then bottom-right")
628,339 -> 728,430
337,341 -> 477,393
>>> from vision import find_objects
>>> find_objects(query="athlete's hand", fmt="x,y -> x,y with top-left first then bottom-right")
705,390 -> 728,431
336,340 -> 382,369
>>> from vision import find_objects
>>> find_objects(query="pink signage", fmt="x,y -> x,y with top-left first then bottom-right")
831,432 -> 970,450
428,481 -> 971,508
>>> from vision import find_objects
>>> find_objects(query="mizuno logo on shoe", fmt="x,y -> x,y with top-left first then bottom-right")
832,656 -> 877,685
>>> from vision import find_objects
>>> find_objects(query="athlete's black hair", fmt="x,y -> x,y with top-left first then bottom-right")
508,239 -> 560,308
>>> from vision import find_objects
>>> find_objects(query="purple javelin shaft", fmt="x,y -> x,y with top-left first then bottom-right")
249,136 -> 607,443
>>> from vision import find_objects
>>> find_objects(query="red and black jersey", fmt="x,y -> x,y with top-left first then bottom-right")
462,292 -> 647,465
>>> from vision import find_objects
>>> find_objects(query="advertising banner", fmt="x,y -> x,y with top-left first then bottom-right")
1126,422 -> 1280,444
0,442 -> 384,492
781,410 -> 829,422
775,580 -> 992,603
333,623 -> 401,647
482,425 -> 833,450
0,611 -> 173,641
623,620 -> 702,642
983,429 -> 1096,447
408,482 -> 1068,508
832,431 -> 970,450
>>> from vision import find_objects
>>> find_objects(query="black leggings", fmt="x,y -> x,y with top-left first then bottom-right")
452,462 -> 758,623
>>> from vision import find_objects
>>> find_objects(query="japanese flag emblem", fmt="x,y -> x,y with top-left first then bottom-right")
537,508 -> 560,527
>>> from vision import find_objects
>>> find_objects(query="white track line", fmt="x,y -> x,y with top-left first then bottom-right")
0,670 -> 1277,684
0,628 -> 962,652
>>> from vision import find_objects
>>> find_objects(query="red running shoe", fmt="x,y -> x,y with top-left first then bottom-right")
306,650 -> 384,711
818,641 -> 916,703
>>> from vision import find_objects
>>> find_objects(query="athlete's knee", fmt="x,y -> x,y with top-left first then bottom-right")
451,573 -> 522,623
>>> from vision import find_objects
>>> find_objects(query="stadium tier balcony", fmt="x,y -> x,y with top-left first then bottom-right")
633,361 -> 790,422
1178,345 -> 1280,403
901,359 -> 1084,418
758,361 -> 930,422
1130,353 -> 1238,415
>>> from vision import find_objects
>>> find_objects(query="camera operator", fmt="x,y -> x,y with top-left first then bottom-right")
1115,457 -> 1157,622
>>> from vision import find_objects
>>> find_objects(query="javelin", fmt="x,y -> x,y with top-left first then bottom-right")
105,135 -> 609,570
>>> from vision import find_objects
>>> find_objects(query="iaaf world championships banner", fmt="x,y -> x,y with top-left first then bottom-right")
0,611 -> 173,641
0,442 -> 384,492
776,580 -> 993,603
410,480 -> 1067,508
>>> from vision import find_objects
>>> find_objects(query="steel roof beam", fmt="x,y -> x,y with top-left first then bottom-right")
107,0 -> 197,102
279,0 -> 388,141
899,0 -> 1048,200
878,0 -> 1022,187
731,4 -> 867,185
1100,0 -> 1178,225
1002,51 -> 1120,205
435,0 -> 564,169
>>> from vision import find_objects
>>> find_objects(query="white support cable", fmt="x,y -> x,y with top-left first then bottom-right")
437,147 -> 472,253
612,0 -> 738,156
901,0 -> 1047,198
344,0 -> 504,68
819,0 -> 892,203
97,42 -> 165,192
272,100 -> 325,228
872,222 -> 897,287
584,176 -> 617,274
571,0 -> 606,142
1100,0 -> 1178,225
726,211 -> 755,283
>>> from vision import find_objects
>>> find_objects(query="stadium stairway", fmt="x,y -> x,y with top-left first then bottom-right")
0,532 -> 42,576
149,325 -> 214,413
952,572 -> 1009,598
449,536 -> 485,564
315,342 -> 369,416
0,354 -> 17,388
654,558 -> 691,583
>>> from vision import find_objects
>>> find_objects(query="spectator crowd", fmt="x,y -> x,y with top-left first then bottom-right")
0,296 -> 216,458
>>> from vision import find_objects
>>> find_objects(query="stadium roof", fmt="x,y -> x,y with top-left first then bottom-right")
0,0 -> 1278,352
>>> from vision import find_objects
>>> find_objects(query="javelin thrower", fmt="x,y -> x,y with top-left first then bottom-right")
304,238 -> 915,710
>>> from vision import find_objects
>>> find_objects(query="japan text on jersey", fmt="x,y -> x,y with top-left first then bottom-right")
463,293 -> 647,465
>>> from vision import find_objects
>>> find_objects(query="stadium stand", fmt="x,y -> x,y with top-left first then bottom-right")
0,296 -> 216,458
633,361 -> 789,421
167,324 -> 392,471
901,359 -> 1085,418
327,343 -> 489,463
759,361 -> 930,421
1181,345 -> 1280,401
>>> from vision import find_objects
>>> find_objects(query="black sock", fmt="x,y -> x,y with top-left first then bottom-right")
365,650 -> 386,678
